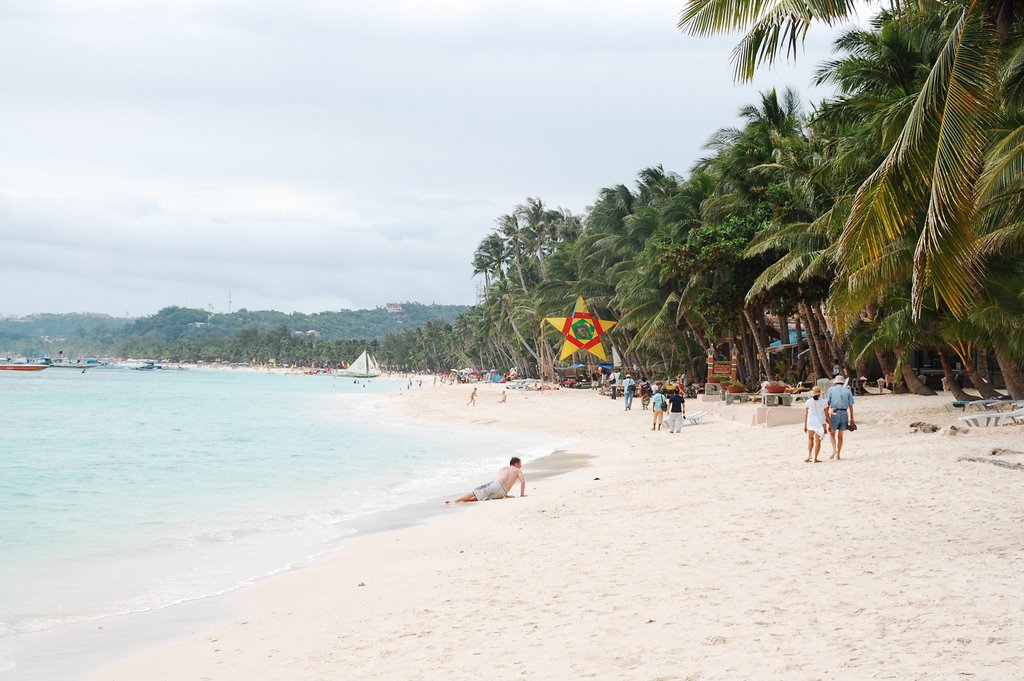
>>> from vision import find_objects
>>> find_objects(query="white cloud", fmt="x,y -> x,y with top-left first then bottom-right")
0,0 -> 859,316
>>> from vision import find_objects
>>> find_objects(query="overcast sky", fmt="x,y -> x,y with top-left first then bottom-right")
0,0 -> 859,318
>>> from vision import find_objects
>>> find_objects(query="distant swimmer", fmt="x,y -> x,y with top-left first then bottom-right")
445,457 -> 525,504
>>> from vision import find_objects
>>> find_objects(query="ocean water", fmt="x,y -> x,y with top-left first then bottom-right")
0,367 -> 558,673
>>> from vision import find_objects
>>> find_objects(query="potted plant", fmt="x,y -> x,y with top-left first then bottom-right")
765,381 -> 787,394
725,380 -> 747,394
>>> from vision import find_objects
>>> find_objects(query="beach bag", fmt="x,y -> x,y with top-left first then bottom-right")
662,399 -> 669,412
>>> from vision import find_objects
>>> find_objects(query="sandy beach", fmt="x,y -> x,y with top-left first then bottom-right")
92,381 -> 1024,680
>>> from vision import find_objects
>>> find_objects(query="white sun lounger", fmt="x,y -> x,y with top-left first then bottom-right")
963,399 -> 1004,412
684,411 -> 708,425
958,408 -> 1024,427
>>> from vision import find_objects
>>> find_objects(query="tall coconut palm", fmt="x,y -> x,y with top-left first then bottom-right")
472,233 -> 507,288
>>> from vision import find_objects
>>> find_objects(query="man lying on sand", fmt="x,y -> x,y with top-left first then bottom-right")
445,457 -> 525,504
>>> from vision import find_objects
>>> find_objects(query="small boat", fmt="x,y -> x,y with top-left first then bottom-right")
134,361 -> 163,371
337,350 -> 382,378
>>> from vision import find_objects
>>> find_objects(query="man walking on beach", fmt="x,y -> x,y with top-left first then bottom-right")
622,374 -> 636,410
666,388 -> 686,433
826,376 -> 855,460
803,385 -> 827,462
445,457 -> 526,504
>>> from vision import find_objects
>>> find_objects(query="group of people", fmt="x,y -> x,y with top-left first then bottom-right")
449,369 -> 858,507
803,375 -> 856,463
613,373 -> 690,433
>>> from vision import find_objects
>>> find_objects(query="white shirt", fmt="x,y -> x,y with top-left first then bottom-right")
805,396 -> 827,431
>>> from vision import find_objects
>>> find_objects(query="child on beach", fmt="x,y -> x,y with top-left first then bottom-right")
467,387 -> 477,406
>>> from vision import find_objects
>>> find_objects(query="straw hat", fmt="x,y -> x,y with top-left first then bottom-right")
811,385 -> 822,396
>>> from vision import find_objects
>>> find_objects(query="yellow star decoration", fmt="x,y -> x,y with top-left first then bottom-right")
544,296 -> 617,361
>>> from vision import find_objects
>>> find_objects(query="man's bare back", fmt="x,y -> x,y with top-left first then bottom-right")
496,463 -> 526,494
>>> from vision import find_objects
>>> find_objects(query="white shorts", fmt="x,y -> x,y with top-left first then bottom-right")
473,480 -> 506,501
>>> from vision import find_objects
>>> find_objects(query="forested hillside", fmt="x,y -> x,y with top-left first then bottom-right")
0,303 -> 468,362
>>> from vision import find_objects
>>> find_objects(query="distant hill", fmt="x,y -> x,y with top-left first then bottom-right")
124,303 -> 468,341
0,313 -> 130,357
0,303 -> 469,357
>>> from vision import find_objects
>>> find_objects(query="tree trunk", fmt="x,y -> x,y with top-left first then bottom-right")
757,307 -> 774,354
900,360 -> 936,395
799,301 -> 825,379
742,326 -> 757,385
793,315 -> 806,380
874,350 -> 893,394
994,350 -> 1024,400
854,357 -> 869,395
959,351 -> 1000,399
743,307 -> 774,380
978,348 -> 992,385
938,347 -> 978,401
813,303 -> 842,368
501,297 -> 542,367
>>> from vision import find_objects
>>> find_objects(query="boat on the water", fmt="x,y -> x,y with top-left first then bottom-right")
337,350 -> 382,378
134,361 -> 164,370
40,356 -> 103,370
0,359 -> 49,371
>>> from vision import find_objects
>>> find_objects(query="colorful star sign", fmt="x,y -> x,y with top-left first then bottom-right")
544,296 -> 617,361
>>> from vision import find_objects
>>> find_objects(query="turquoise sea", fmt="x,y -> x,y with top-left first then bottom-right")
0,368 -> 557,676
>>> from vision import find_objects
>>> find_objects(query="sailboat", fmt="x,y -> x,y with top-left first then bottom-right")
338,350 -> 382,378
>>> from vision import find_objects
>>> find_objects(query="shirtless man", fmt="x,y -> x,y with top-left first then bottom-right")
445,457 -> 526,504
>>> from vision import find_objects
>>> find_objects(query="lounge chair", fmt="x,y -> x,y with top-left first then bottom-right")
963,399 -> 1004,412
683,411 -> 708,425
943,401 -> 967,413
958,408 -> 1024,427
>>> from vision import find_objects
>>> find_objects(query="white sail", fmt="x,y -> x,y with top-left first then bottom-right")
339,350 -> 382,378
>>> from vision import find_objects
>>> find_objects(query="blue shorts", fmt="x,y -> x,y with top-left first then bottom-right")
831,410 -> 849,431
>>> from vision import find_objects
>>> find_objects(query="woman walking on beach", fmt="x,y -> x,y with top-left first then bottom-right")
803,385 -> 827,462
640,379 -> 652,410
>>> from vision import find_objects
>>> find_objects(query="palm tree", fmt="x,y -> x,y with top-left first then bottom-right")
472,233 -> 507,288
680,0 -> 1018,321
495,213 -> 531,292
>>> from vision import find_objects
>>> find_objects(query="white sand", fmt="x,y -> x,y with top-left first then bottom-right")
93,383 -> 1024,680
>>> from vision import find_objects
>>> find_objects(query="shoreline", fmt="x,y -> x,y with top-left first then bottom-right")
48,383 -> 1024,679
1,381 -> 588,681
